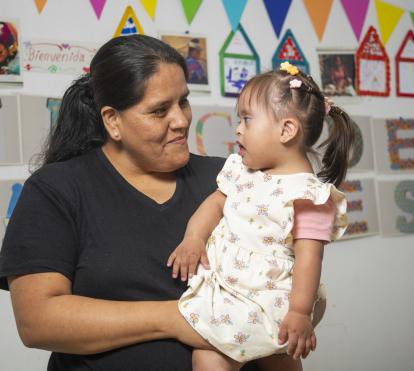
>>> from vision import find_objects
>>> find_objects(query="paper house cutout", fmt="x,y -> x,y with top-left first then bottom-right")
356,26 -> 390,96
272,29 -> 309,74
396,30 -> 414,97
114,6 -> 144,37
219,24 -> 260,97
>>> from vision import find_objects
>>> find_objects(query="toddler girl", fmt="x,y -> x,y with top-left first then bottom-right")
167,62 -> 354,371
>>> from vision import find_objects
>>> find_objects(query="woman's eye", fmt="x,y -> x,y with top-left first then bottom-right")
152,108 -> 167,116
179,98 -> 189,108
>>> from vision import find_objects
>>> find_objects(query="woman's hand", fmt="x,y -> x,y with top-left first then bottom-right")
278,310 -> 316,360
166,236 -> 210,281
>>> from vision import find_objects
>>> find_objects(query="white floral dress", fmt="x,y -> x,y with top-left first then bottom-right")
178,154 -> 347,362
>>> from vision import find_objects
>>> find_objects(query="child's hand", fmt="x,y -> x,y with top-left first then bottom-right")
278,311 -> 316,360
166,236 -> 210,281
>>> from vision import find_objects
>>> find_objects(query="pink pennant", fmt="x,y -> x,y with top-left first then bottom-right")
90,0 -> 106,20
340,0 -> 369,41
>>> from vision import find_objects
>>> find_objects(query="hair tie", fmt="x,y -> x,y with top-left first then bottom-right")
324,97 -> 334,116
280,61 -> 299,76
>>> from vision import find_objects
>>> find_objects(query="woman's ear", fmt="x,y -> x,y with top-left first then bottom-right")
101,106 -> 121,141
279,118 -> 300,144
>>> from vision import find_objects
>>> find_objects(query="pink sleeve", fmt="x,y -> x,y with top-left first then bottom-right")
292,198 -> 336,242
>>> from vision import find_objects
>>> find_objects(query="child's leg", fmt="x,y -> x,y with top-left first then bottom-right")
256,354 -> 303,371
193,349 -> 244,371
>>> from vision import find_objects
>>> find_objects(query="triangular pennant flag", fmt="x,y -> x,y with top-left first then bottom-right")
181,0 -> 203,25
411,11 -> 414,27
222,0 -> 248,31
303,0 -> 333,41
263,0 -> 292,38
375,0 -> 404,44
34,0 -> 47,14
89,0 -> 106,20
141,0 -> 157,20
114,6 -> 144,37
340,0 -> 369,41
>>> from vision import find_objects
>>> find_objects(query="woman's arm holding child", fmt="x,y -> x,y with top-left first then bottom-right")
279,239 -> 324,360
167,190 -> 226,281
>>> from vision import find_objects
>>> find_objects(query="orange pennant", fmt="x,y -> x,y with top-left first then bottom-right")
34,0 -> 47,14
303,0 -> 333,41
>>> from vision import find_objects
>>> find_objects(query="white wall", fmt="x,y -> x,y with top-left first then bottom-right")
1,0 -> 414,370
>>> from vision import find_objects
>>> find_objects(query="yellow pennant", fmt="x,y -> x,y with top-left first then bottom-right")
114,6 -> 144,37
140,0 -> 157,20
303,0 -> 334,41
375,0 -> 404,44
34,0 -> 47,14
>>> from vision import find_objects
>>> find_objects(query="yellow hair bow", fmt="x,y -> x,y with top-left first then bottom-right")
280,61 -> 299,76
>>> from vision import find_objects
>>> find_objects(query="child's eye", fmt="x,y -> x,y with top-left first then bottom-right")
244,116 -> 252,124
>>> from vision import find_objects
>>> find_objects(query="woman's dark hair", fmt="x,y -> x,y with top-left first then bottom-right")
39,35 -> 187,166
238,69 -> 355,187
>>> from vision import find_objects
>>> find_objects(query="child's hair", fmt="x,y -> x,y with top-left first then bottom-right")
238,67 -> 355,187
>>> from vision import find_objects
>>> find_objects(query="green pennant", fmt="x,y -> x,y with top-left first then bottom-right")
181,0 -> 203,24
411,11 -> 414,26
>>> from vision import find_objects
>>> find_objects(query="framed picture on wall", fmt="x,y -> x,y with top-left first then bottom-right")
318,50 -> 356,97
0,19 -> 23,85
160,33 -> 210,93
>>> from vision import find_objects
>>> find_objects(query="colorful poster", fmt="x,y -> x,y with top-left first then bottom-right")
0,20 -> 22,84
161,33 -> 209,92
23,40 -> 97,75
219,24 -> 260,97
396,30 -> 414,97
272,29 -> 309,74
377,179 -> 414,236
356,26 -> 390,96
20,95 -> 61,164
188,106 -> 238,157
339,178 -> 379,239
0,179 -> 25,241
0,95 -> 21,165
372,118 -> 414,173
114,6 -> 144,37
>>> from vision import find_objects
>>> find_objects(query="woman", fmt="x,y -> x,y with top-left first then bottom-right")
0,35 -> 261,371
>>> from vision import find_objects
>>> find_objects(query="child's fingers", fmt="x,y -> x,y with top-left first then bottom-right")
200,252 -> 210,270
293,337 -> 305,360
172,258 -> 181,279
166,252 -> 176,267
302,338 -> 312,359
278,324 -> 288,345
310,333 -> 317,351
180,262 -> 188,281
286,333 -> 297,356
188,259 -> 198,279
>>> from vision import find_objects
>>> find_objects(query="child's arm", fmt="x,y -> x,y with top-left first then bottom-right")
167,189 -> 226,281
279,239 -> 324,360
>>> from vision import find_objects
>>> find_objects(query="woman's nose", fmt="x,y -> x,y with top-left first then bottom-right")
170,105 -> 191,130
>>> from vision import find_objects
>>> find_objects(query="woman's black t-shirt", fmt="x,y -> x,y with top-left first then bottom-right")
0,149 -> 260,370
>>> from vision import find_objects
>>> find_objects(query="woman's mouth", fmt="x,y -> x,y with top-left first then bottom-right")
167,136 -> 187,145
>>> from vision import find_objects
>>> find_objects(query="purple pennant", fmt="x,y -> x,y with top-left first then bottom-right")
263,0 -> 292,38
90,0 -> 106,20
340,0 -> 369,41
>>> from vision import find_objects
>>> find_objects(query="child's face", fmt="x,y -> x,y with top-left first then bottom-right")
236,94 -> 283,172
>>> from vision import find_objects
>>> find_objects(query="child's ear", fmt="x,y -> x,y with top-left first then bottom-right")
280,118 -> 300,144
101,106 -> 122,141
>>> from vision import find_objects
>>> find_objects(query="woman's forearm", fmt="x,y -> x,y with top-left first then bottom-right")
9,274 -> 208,354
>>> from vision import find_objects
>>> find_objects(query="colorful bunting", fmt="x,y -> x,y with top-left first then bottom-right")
141,0 -> 157,20
374,0 -> 404,45
411,12 -> 414,27
89,0 -> 106,20
340,0 -> 369,41
272,29 -> 309,74
114,6 -> 144,37
222,0 -> 248,31
263,0 -> 292,38
181,0 -> 203,25
34,0 -> 47,14
396,30 -> 414,97
303,0 -> 333,41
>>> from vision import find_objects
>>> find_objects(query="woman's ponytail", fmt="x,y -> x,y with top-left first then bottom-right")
317,106 -> 355,187
41,74 -> 107,165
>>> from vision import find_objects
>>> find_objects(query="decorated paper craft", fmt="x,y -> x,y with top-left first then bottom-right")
340,0 -> 369,42
0,20 -> 23,84
372,118 -> 414,173
114,6 -> 144,37
356,26 -> 390,96
339,178 -> 379,239
161,33 -> 210,92
23,40 -> 97,75
303,0 -> 334,41
219,24 -> 260,97
377,179 -> 414,236
0,180 -> 26,241
89,0 -> 106,20
263,0 -> 292,38
396,30 -> 414,97
188,106 -> 238,157
221,0 -> 248,31
272,29 -> 309,74
181,0 -> 203,25
374,0 -> 404,45
0,96 -> 21,165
